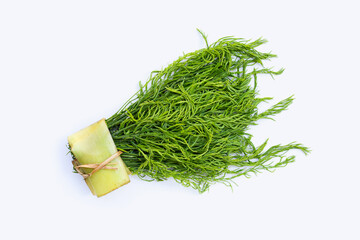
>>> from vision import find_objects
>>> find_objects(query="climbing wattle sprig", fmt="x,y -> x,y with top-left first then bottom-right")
106,31 -> 309,193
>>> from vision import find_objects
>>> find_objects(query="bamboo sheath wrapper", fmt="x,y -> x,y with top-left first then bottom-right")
68,119 -> 130,197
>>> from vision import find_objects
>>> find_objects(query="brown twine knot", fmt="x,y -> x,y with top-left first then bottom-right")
72,151 -> 123,179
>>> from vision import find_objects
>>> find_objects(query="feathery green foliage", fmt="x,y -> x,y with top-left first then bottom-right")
106,31 -> 309,193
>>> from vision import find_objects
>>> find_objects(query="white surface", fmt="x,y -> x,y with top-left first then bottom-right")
1,1 -> 359,239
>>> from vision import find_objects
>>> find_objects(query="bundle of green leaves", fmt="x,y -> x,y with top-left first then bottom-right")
106,31 -> 309,193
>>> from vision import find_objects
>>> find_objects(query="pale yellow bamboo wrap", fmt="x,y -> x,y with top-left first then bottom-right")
68,119 -> 130,197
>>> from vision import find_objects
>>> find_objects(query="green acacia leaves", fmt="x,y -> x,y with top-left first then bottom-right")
106,33 -> 309,193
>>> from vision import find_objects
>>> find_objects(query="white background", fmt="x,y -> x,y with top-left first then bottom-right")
1,0 -> 359,239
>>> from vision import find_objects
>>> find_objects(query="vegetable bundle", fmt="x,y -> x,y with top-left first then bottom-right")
69,31 -> 309,196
